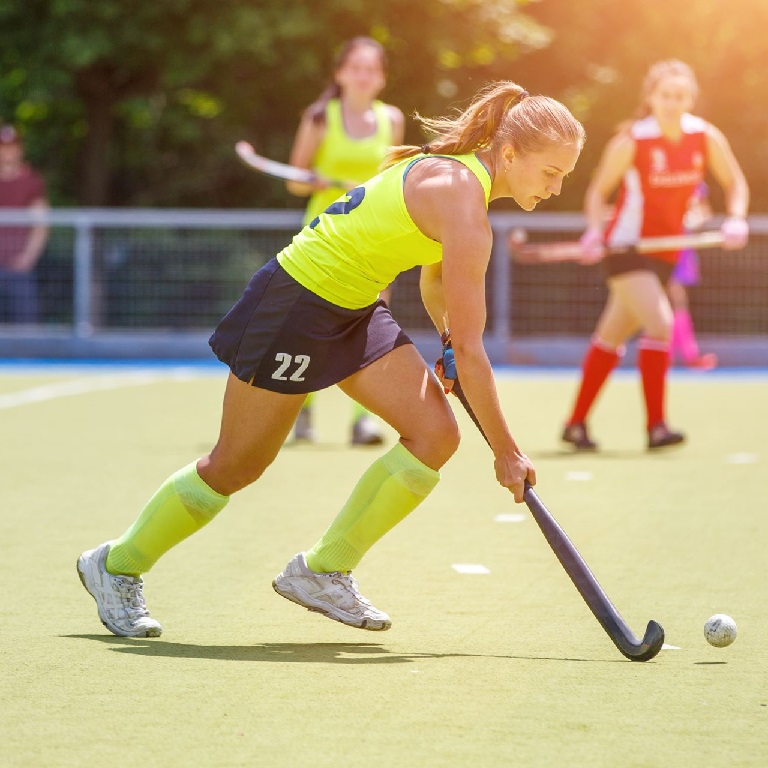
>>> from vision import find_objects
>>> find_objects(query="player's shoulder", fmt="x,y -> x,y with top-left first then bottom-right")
680,113 -> 708,134
631,115 -> 662,140
632,113 -> 709,139
600,128 -> 635,164
418,155 -> 484,185
406,156 -> 487,210
383,103 -> 405,126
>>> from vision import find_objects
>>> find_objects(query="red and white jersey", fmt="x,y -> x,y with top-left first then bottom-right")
605,113 -> 707,262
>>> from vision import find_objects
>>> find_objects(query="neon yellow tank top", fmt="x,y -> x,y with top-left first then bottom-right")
277,153 -> 492,309
303,99 -> 393,226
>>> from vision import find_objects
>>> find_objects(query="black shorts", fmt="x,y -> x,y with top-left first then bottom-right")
209,258 -> 412,394
603,250 -> 675,283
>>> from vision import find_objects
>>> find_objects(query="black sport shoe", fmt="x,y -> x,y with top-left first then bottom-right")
561,422 -> 598,451
647,422 -> 686,450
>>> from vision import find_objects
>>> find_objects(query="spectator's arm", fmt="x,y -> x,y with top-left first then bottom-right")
16,197 -> 49,272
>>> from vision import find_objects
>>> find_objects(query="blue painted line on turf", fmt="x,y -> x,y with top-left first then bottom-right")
1,359 -> 767,381
493,365 -> 768,381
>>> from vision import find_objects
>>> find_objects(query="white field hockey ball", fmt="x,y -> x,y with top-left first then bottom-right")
704,614 -> 737,647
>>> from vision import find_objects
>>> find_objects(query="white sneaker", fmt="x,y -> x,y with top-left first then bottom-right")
273,552 -> 391,631
351,414 -> 384,446
77,542 -> 162,638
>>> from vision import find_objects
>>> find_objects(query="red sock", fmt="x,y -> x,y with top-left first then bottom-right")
568,339 -> 621,424
637,338 -> 670,429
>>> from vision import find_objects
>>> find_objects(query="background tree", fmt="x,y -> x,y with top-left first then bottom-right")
1,0 -> 765,210
510,0 -> 768,210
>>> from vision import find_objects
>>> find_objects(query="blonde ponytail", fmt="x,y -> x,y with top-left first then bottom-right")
384,81 -> 584,168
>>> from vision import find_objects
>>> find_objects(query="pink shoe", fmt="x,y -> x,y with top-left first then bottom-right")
685,353 -> 718,371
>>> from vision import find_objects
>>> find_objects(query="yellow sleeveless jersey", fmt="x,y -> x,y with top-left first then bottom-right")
303,99 -> 393,226
277,153 -> 492,309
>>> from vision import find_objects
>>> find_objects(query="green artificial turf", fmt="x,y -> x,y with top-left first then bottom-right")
1,367 -> 766,767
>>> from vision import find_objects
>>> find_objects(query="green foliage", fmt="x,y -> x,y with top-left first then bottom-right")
1,0 -> 766,210
508,0 -> 768,210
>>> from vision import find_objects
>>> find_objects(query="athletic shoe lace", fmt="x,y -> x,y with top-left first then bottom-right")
114,576 -> 151,618
327,572 -> 376,611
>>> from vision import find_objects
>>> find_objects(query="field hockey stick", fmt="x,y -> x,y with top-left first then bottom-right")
235,141 -> 351,189
450,378 -> 665,662
508,228 -> 725,264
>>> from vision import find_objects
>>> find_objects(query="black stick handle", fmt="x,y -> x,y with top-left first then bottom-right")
450,379 -> 664,661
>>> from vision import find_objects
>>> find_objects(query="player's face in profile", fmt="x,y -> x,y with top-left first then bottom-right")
503,143 -> 581,211
335,45 -> 386,100
648,74 -> 695,124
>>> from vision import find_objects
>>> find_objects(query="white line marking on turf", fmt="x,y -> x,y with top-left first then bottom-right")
0,373 -> 166,410
565,471 -> 593,481
451,564 -> 490,575
494,513 -> 526,523
725,452 -> 759,464
661,644 -> 681,650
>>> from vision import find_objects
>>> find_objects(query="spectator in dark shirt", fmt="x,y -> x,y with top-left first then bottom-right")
0,124 -> 49,323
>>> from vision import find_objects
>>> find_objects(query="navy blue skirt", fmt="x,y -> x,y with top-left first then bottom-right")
209,258 -> 412,394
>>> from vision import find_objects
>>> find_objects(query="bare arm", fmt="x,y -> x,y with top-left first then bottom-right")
579,131 -> 635,262
407,159 -> 535,501
15,198 -> 48,272
584,131 -> 635,231
706,124 -> 749,219
386,105 -> 406,147
706,123 -> 750,249
285,115 -> 326,197
419,262 -> 447,335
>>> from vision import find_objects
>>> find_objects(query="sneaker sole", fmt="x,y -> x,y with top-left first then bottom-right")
272,579 -> 391,631
647,439 -> 685,451
563,442 -> 598,452
76,556 -> 162,638
351,438 -> 385,446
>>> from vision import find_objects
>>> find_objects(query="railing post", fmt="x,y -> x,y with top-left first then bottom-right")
489,222 -> 511,364
73,216 -> 93,337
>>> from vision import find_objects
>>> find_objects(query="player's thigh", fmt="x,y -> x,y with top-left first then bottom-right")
609,272 -> 672,339
337,344 -> 459,467
595,290 -> 640,347
201,373 -> 306,493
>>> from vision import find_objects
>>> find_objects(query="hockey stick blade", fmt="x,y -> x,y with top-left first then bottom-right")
235,141 -> 347,188
522,485 -> 665,662
451,379 -> 664,661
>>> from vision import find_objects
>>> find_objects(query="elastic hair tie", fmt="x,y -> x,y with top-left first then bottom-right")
421,144 -> 431,154
518,90 -> 529,101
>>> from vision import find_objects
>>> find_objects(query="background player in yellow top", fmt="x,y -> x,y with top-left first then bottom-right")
77,80 -> 584,639
286,37 -> 405,445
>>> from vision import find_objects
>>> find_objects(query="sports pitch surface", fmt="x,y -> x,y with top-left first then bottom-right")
1,365 -> 766,766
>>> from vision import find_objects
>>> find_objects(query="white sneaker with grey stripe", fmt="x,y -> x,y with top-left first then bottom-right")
273,552 -> 391,631
77,542 -> 162,638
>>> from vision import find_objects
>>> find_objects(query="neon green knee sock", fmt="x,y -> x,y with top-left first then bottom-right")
106,461 -> 229,576
306,443 -> 439,573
